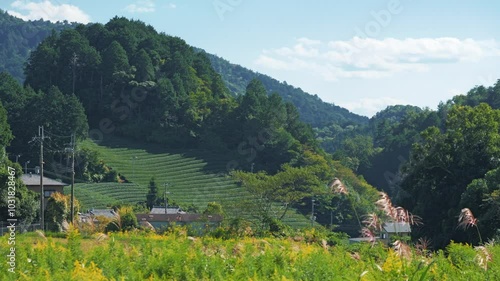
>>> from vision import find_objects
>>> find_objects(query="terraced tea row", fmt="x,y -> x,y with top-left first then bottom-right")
75,137 -> 312,228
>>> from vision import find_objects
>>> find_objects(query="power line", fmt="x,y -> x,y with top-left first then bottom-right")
29,128 -> 79,231
43,140 -> 66,154
44,130 -> 73,138
27,130 -> 74,154
31,126 -> 49,232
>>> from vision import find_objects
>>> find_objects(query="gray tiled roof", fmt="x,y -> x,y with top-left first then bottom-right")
21,174 -> 67,186
150,207 -> 185,214
89,209 -> 117,218
383,222 -> 412,233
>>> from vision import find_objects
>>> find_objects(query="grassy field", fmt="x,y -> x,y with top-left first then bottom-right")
1,230 -> 498,280
70,136 -> 312,228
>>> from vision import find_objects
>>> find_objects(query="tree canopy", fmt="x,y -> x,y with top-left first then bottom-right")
399,103 -> 500,248
0,10 -> 78,82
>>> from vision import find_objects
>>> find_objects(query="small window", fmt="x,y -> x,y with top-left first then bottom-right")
44,190 -> 56,198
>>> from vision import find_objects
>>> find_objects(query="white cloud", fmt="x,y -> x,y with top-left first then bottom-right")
168,3 -> 177,9
8,0 -> 91,23
255,37 -> 500,81
339,97 -> 410,117
125,0 -> 155,13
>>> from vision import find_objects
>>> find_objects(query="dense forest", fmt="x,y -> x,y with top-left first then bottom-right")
1,11 -> 500,249
324,82 -> 500,248
19,16 -> 322,172
0,10 -> 78,82
0,10 -> 367,132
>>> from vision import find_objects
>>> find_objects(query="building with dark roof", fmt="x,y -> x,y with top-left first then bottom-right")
379,222 -> 412,243
349,222 -> 412,245
20,173 -> 67,207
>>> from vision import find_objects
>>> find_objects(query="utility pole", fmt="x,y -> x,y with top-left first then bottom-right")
67,133 -> 76,224
39,126 -> 45,231
32,126 -> 48,231
164,183 -> 170,214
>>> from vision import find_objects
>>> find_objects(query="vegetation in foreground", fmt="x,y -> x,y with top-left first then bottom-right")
1,228 -> 499,281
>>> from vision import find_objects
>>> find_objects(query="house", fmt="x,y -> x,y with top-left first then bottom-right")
20,173 -> 67,207
348,222 -> 412,244
377,222 -> 412,245
89,209 -> 117,219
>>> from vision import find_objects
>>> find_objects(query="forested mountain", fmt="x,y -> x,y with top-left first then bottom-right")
0,16 -> 381,233
359,105 -> 441,193
0,11 -> 368,131
358,84 -> 500,196
0,10 -> 78,82
16,16 -> 313,173
19,16 -> 322,170
201,50 -> 369,128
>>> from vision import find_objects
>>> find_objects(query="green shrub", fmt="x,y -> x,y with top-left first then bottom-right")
3,230 -> 500,280
446,241 -> 478,269
105,206 -> 138,232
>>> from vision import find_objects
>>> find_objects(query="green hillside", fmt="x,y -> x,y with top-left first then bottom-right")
67,182 -> 144,210
0,10 -> 77,82
69,136 -> 313,228
201,50 -> 369,128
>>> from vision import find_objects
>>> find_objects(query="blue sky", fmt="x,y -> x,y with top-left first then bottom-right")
2,0 -> 500,117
